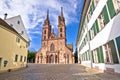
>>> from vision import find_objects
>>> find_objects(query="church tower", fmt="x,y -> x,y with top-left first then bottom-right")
42,10 -> 51,47
58,7 -> 66,41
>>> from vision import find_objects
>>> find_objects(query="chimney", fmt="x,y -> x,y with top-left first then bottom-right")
4,13 -> 7,20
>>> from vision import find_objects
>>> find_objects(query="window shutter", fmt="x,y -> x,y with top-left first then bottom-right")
107,0 -> 116,19
102,6 -> 109,24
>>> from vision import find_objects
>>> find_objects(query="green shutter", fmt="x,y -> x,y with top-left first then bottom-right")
93,20 -> 99,36
107,0 -> 116,19
82,54 -> 84,61
90,1 -> 95,15
87,51 -> 90,60
83,53 -> 85,61
85,52 -> 87,61
97,46 -> 104,63
102,6 -> 109,24
97,48 -> 101,63
91,51 -> 94,63
95,20 -> 99,33
93,24 -> 97,36
116,36 -> 120,57
89,31 -> 91,40
108,40 -> 119,64
99,46 -> 104,63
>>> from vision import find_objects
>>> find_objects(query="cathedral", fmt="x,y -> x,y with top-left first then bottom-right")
35,7 -> 73,64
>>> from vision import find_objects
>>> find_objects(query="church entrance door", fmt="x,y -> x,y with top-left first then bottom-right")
50,54 -> 54,63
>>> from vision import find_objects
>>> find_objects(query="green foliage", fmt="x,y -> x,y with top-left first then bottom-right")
27,50 -> 36,63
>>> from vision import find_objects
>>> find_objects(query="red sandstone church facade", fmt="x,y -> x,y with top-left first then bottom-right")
35,8 -> 73,64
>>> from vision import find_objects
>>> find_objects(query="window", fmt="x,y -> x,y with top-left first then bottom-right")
50,43 -> 55,51
91,51 -> 94,63
107,0 -> 116,18
97,46 -> 104,63
104,40 -> 119,64
15,55 -> 18,62
17,20 -> 20,24
44,36 -> 46,40
60,34 -> 62,37
24,56 -> 26,62
93,49 -> 98,63
0,58 -> 2,68
116,36 -> 120,57
89,27 -> 94,40
26,44 -> 28,48
112,0 -> 120,14
16,37 -> 20,43
89,0 -> 95,15
102,5 -> 110,25
60,28 -> 62,32
20,56 -> 23,62
44,30 -> 46,34
98,13 -> 104,31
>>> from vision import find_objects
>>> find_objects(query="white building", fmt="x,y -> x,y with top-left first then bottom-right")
76,0 -> 120,75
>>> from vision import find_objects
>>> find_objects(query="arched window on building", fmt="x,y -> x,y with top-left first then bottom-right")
50,43 -> 55,51
60,28 -> 62,32
44,30 -> 46,34
44,36 -> 46,40
60,34 -> 62,37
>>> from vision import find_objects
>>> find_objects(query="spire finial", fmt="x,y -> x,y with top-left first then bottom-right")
47,9 -> 49,20
61,7 -> 63,17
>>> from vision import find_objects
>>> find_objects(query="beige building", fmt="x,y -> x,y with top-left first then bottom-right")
0,14 -> 30,72
35,8 -> 73,64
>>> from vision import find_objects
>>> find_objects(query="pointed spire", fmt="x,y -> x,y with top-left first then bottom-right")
46,9 -> 49,20
61,7 -> 63,17
44,9 -> 50,26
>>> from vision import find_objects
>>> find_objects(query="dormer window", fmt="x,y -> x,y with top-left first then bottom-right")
17,21 -> 20,24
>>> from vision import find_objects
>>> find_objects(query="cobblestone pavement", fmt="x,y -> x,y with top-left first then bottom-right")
0,64 -> 120,80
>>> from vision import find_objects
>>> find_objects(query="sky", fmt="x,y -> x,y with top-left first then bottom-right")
0,0 -> 84,52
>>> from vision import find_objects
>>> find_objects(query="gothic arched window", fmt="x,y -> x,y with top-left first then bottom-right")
60,34 -> 62,37
50,43 -> 55,51
44,36 -> 46,39
60,28 -> 62,32
44,30 -> 46,34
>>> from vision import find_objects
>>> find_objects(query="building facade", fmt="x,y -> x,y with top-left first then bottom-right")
76,0 -> 120,74
0,15 -> 30,72
35,8 -> 73,64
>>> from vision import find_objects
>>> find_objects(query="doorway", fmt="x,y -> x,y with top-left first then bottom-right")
50,54 -> 54,63
0,58 -> 2,69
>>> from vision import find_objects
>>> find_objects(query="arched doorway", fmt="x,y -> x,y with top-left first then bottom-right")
67,54 -> 69,63
46,55 -> 49,63
49,54 -> 54,63
55,55 -> 58,63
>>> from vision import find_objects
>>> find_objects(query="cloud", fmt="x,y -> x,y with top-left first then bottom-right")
0,0 -> 78,28
0,0 -> 82,51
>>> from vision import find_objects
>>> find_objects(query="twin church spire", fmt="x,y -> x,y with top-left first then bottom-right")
42,7 -> 66,41
44,7 -> 64,26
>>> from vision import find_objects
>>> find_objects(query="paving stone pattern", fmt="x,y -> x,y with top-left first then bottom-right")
0,64 -> 120,80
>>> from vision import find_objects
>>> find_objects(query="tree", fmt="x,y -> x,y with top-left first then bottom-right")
74,48 -> 78,63
27,50 -> 36,63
